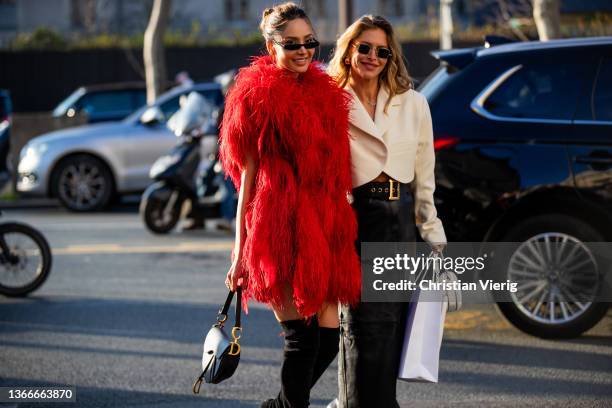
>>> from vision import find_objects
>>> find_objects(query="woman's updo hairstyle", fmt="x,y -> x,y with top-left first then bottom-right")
259,2 -> 313,42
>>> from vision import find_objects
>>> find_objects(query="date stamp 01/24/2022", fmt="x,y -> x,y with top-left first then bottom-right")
0,387 -> 76,403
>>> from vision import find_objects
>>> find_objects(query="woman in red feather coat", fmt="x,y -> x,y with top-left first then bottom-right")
219,3 -> 361,407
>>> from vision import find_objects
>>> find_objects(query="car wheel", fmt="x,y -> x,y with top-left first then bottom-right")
53,155 -> 114,212
495,213 -> 609,339
140,187 -> 183,234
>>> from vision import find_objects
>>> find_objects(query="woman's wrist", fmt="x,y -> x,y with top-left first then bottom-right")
431,242 -> 446,254
232,247 -> 243,262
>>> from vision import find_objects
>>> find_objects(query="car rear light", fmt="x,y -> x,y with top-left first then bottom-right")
433,134 -> 459,151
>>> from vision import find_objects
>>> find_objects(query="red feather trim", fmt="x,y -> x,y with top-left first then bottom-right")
219,56 -> 361,316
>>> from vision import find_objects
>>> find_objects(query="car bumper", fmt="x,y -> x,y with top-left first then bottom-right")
16,155 -> 50,196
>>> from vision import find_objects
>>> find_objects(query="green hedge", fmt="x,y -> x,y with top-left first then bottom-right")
5,13 -> 612,51
7,24 -> 264,50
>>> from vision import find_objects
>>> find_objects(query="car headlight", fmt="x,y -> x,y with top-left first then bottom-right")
20,143 -> 48,161
0,120 -> 9,134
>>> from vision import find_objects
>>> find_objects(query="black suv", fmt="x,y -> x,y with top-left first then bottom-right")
420,36 -> 612,338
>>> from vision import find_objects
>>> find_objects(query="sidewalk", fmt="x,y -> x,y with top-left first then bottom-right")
0,197 -> 58,209
0,180 -> 58,209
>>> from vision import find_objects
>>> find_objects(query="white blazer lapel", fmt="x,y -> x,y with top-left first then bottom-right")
346,86 -> 384,142
374,86 -> 391,137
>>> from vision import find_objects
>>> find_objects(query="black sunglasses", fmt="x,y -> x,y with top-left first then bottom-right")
353,42 -> 392,59
273,38 -> 320,51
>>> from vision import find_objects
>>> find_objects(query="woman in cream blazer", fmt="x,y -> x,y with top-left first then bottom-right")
329,15 -> 446,408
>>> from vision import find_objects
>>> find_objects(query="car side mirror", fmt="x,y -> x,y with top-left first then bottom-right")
140,106 -> 164,125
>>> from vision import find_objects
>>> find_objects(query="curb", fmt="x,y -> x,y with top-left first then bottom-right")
0,198 -> 59,210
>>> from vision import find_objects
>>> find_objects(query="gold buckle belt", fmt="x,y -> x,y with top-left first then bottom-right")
389,179 -> 400,200
367,179 -> 400,201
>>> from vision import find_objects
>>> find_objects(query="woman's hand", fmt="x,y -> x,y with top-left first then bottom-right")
431,243 -> 446,255
225,258 -> 248,292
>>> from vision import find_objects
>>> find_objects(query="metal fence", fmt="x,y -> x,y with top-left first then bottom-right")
0,41 -> 480,113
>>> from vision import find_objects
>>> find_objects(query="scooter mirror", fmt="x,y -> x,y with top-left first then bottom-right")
167,92 -> 212,137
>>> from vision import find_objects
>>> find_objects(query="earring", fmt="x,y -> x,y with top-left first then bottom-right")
344,58 -> 350,65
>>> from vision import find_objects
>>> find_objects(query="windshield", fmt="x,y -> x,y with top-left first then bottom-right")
418,65 -> 452,102
53,88 -> 85,116
125,86 -> 223,124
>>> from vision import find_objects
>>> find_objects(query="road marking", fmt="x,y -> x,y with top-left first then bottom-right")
54,241 -> 234,255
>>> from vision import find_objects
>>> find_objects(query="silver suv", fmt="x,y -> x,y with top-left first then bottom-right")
17,83 -> 223,212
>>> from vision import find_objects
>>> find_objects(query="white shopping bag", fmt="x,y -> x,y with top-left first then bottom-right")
397,286 -> 446,383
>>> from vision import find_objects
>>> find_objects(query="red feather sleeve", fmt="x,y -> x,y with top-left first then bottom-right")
218,74 -> 257,191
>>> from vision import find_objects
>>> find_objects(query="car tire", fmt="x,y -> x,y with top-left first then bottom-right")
52,155 -> 114,212
495,213 -> 610,339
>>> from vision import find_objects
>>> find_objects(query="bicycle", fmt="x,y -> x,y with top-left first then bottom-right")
0,211 -> 52,296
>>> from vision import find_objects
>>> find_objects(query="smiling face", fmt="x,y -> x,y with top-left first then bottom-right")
266,18 -> 316,75
348,28 -> 389,82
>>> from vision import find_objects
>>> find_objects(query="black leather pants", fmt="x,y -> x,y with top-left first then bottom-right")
338,184 -> 416,408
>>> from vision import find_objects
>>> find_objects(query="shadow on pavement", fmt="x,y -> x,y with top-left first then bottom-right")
0,296 -> 281,349
436,368 -> 612,398
442,338 -> 612,373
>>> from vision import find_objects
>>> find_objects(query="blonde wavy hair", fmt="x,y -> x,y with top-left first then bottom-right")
328,15 -> 412,113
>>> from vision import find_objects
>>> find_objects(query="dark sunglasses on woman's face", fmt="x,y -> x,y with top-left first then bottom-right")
273,38 -> 320,51
354,42 -> 392,59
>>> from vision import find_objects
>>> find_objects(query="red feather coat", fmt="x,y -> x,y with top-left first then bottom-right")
219,55 -> 361,317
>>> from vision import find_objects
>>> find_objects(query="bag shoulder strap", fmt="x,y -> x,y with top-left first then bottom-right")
235,287 -> 241,328
217,288 -> 242,329
192,355 -> 215,394
219,290 -> 234,316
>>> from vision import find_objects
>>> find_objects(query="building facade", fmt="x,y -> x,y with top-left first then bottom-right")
1,0 -> 611,46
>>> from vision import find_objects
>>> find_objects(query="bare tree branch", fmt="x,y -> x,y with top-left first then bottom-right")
338,0 -> 353,34
144,0 -> 172,104
533,0 -> 561,40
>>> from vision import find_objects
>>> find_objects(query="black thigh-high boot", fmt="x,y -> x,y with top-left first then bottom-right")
262,318 -> 320,408
310,327 -> 339,388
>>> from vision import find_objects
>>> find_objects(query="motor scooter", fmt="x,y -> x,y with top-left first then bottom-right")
140,92 -> 228,234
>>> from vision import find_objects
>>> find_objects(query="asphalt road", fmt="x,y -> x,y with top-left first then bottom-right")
0,206 -> 611,408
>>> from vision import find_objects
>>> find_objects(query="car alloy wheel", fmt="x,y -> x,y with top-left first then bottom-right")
507,232 -> 599,325
54,155 -> 113,212
58,163 -> 106,210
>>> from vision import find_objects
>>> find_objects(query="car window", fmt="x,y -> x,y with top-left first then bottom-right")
418,65 -> 453,101
133,90 -> 147,109
53,89 -> 84,116
483,63 -> 585,120
593,57 -> 612,121
78,91 -> 134,114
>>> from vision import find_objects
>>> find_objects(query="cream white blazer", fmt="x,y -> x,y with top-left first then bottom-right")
346,85 -> 447,245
